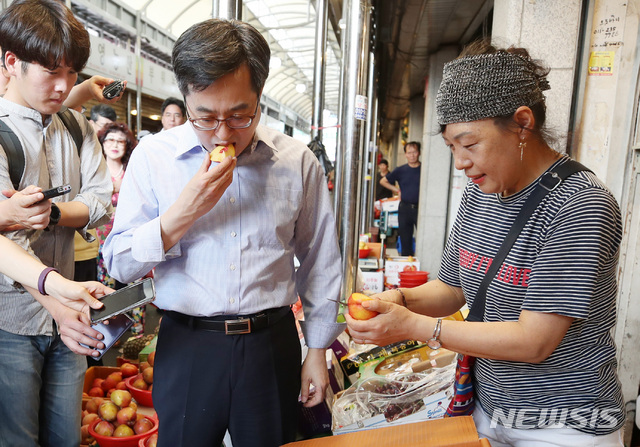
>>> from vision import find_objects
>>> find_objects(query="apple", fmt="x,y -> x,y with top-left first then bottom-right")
132,376 -> 149,390
116,381 -> 127,390
139,361 -> 150,373
147,351 -> 156,367
133,417 -> 154,435
85,397 -> 104,414
145,433 -> 158,447
80,424 -> 94,444
116,406 -> 137,426
92,378 -> 104,388
129,401 -> 138,412
142,366 -> 154,384
107,371 -> 123,383
120,363 -> 139,378
101,377 -> 118,393
94,420 -> 115,437
347,293 -> 379,320
110,389 -> 132,408
88,386 -> 104,397
98,401 -> 119,422
82,412 -> 100,426
113,424 -> 135,437
403,264 -> 417,271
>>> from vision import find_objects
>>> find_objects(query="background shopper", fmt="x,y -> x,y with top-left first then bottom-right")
380,141 -> 421,255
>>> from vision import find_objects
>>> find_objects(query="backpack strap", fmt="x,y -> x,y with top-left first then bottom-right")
56,107 -> 83,156
0,119 -> 25,190
0,108 -> 83,190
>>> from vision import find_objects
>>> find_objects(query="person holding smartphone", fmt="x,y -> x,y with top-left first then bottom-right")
0,1 -> 112,445
0,235 -> 111,329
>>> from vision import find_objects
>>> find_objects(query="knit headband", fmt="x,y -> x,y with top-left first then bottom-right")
436,51 -> 550,125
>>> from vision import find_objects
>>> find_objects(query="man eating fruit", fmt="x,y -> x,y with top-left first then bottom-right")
103,18 -> 344,447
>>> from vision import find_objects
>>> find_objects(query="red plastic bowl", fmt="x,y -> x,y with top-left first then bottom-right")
358,248 -> 372,258
398,270 -> 429,278
89,416 -> 158,447
138,432 -> 158,447
399,281 -> 427,288
125,376 -> 153,408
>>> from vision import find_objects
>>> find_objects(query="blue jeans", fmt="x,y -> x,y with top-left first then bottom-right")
0,327 -> 85,447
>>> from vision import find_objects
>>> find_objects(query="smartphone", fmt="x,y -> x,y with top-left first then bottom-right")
102,80 -> 125,100
90,278 -> 156,324
41,184 -> 71,201
81,313 -> 133,360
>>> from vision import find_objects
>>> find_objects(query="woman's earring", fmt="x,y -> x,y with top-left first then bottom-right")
519,140 -> 527,162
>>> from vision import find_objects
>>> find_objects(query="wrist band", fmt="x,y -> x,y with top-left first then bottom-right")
397,288 -> 408,307
38,267 -> 59,296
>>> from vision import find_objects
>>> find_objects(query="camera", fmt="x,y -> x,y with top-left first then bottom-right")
102,80 -> 126,100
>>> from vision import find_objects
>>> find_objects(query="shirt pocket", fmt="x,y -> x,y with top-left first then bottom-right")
253,186 -> 302,248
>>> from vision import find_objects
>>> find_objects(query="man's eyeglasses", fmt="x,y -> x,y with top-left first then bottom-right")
185,98 -> 260,131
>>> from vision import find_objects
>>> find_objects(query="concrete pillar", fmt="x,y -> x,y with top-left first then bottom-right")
492,0 -> 583,152
414,46 -> 459,277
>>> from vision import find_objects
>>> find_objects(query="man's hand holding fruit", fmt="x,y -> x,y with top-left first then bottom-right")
159,150 -> 236,251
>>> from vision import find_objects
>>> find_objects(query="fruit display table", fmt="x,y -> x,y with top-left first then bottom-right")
283,416 -> 490,446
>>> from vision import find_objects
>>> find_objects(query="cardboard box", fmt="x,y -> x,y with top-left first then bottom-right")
359,270 -> 384,294
83,366 -> 120,395
298,385 -> 335,438
138,335 -> 157,363
283,416 -> 491,446
387,212 -> 399,228
329,333 -> 350,361
330,348 -> 457,436
384,257 -> 421,287
333,389 -> 452,435
362,242 -> 381,259
327,349 -> 346,394
299,349 -> 347,438
380,198 -> 400,212
339,340 -> 421,377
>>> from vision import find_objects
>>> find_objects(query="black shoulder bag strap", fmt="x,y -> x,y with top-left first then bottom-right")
466,159 -> 591,322
1,107 -> 83,190
57,107 -> 84,155
0,119 -> 24,190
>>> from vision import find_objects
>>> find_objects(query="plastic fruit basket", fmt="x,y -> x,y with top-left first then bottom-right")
125,376 -> 153,408
89,416 -> 158,447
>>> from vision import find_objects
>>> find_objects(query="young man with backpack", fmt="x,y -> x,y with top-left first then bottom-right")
0,1 -> 112,445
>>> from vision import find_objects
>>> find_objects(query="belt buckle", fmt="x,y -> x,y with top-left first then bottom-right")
225,317 -> 251,335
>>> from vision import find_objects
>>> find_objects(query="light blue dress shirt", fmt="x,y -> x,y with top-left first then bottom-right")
103,124 -> 345,348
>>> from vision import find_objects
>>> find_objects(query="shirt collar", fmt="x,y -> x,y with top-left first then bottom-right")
0,96 -> 53,127
173,124 -> 278,161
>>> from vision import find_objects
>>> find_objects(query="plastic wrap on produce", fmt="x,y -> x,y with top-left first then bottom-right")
332,361 -> 455,429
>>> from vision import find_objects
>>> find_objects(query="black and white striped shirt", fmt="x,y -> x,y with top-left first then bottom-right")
439,158 -> 625,435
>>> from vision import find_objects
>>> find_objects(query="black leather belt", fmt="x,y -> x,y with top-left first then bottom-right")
165,306 -> 291,334
401,201 -> 418,209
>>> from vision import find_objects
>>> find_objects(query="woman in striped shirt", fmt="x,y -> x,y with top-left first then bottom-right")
346,40 -> 625,446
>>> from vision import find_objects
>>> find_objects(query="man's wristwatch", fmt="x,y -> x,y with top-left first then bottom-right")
427,318 -> 442,350
48,203 -> 61,226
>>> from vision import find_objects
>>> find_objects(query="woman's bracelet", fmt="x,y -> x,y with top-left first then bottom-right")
396,288 -> 408,308
38,267 -> 59,296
